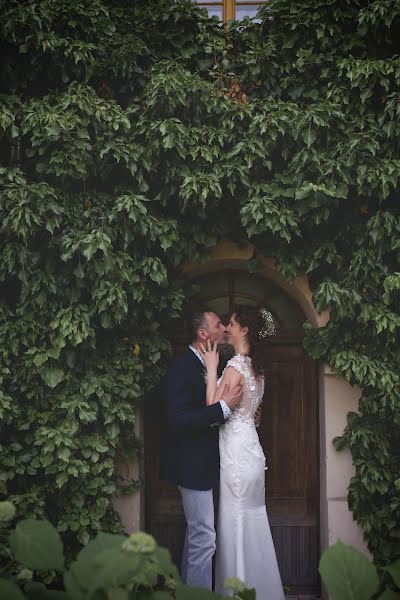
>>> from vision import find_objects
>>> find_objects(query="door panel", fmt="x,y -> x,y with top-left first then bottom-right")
260,341 -> 319,592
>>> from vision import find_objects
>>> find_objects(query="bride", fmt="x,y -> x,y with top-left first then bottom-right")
200,305 -> 285,599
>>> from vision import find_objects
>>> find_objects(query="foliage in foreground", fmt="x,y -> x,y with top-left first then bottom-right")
0,502 -> 253,600
1,503 -> 400,600
0,0 -> 399,565
319,541 -> 400,600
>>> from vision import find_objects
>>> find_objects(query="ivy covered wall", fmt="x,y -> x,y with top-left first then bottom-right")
0,0 -> 399,563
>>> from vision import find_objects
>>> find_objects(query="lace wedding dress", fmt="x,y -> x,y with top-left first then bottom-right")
215,355 -> 285,599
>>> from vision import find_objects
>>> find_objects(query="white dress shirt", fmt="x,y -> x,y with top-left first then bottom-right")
189,345 -> 232,420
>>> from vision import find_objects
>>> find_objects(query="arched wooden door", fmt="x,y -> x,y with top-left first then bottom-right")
144,270 -> 320,595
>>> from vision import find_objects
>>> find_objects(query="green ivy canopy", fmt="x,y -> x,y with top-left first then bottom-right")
0,0 -> 399,564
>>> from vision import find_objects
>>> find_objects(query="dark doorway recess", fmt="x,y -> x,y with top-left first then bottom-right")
144,270 -> 320,595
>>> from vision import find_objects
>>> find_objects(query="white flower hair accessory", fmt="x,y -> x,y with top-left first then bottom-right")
258,308 -> 276,338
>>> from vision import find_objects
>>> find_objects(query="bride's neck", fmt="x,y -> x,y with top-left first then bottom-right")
234,341 -> 250,356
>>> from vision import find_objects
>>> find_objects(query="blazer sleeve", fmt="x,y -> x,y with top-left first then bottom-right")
162,360 -> 225,434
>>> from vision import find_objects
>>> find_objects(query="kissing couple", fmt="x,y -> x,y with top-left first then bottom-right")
160,305 -> 285,599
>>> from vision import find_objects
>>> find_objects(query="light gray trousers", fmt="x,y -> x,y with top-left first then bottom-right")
180,487 -> 216,590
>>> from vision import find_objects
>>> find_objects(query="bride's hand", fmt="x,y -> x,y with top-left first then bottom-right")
199,340 -> 219,374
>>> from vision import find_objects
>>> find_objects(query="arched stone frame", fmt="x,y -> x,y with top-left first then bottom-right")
181,239 -> 330,329
113,239 -> 370,586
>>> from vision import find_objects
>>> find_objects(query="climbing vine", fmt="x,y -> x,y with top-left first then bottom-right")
0,0 -> 399,564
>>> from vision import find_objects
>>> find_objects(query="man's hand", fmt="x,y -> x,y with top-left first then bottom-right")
221,382 -> 242,411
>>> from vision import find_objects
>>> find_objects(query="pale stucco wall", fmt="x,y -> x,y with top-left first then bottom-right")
321,366 -> 371,558
112,413 -> 142,534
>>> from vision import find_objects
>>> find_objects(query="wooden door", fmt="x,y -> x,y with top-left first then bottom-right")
144,271 -> 320,595
260,336 -> 319,594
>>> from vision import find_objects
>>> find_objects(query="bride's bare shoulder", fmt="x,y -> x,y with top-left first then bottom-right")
220,364 -> 244,386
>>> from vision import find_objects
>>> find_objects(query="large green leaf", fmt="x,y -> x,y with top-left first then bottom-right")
378,590 -> 400,600
25,582 -> 68,599
10,519 -> 64,571
153,546 -> 180,580
63,571 -> 85,600
40,367 -> 64,389
176,585 -> 226,599
66,533 -> 127,592
302,127 -> 317,148
0,580 -> 26,600
319,541 -> 379,600
105,588 -> 130,600
382,559 -> 400,587
88,549 -> 145,592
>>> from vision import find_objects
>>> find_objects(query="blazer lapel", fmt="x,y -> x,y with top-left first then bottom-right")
185,348 -> 206,387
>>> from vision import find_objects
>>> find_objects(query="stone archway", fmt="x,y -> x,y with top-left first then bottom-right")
182,239 -> 329,329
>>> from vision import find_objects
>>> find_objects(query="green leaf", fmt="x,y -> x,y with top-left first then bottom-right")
382,559 -> 400,586
67,533 -> 127,593
0,579 -> 26,600
88,548 -> 145,592
10,519 -> 64,571
378,590 -> 400,600
347,412 -> 359,426
106,588 -> 130,600
336,183 -> 348,199
176,585 -> 225,599
25,582 -> 68,599
235,590 -> 256,600
41,368 -> 64,389
63,570 -> 85,600
319,541 -> 379,600
360,88 -> 373,104
33,353 -> 49,367
153,547 -> 179,580
332,436 -> 348,451
56,472 -> 68,489
302,127 -> 317,148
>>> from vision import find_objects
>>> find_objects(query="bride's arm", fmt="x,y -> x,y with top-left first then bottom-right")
199,341 -> 219,406
200,342 -> 243,406
213,367 -> 243,405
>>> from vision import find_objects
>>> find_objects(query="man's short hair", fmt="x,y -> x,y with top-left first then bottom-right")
190,307 -> 212,342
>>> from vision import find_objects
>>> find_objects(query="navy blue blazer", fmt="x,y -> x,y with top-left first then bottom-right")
159,348 -> 225,490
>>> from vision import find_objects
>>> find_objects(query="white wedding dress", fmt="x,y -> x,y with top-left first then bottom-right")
215,355 -> 285,599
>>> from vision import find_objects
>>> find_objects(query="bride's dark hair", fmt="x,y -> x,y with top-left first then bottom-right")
232,304 -> 266,378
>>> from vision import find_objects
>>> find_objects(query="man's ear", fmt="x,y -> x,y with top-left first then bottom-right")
198,328 -> 209,342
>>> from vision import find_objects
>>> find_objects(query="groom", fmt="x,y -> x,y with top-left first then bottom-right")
160,309 -> 243,590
